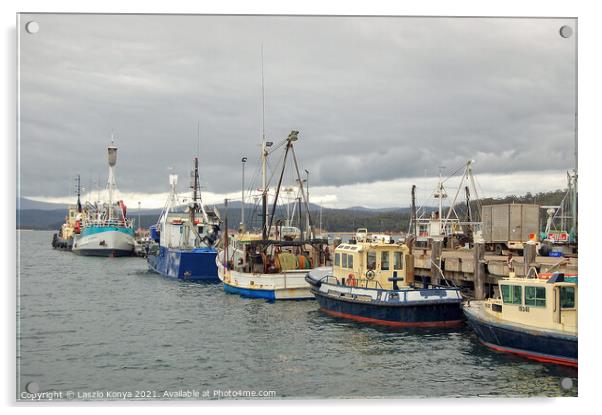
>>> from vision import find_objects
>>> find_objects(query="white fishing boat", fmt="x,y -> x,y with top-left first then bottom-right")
409,160 -> 482,247
72,141 -> 135,257
216,130 -> 329,300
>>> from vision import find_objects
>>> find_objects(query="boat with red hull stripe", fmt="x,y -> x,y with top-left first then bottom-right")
322,308 -> 463,328
480,340 -> 577,367
462,270 -> 577,367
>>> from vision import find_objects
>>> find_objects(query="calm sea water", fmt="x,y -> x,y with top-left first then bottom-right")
17,230 -> 577,400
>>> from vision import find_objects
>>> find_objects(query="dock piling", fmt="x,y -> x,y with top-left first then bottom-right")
474,242 -> 486,300
430,240 -> 442,286
523,242 -> 538,277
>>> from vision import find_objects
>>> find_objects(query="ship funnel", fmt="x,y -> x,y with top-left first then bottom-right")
108,145 -> 118,167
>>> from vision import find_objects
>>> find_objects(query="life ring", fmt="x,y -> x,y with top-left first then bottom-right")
347,274 -> 356,287
366,270 -> 375,280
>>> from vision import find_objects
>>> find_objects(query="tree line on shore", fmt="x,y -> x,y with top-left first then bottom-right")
18,188 -> 569,232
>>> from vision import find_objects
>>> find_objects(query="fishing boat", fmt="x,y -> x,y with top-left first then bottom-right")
216,130 -> 329,300
147,157 -> 221,282
462,271 -> 577,367
51,175 -> 83,251
72,142 -> 135,257
305,231 -> 464,327
409,160 -> 482,248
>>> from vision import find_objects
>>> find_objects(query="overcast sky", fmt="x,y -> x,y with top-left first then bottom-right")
18,14 -> 576,209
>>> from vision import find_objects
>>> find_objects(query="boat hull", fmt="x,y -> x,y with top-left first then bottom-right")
306,270 -> 463,327
72,230 -> 135,257
463,303 -> 578,367
147,245 -> 219,282
312,288 -> 463,327
222,280 -> 314,300
216,253 -> 319,300
51,233 -> 73,251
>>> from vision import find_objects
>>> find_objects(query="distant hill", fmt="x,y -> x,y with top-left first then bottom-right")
17,198 -> 69,210
16,199 -> 413,232
17,209 -> 67,230
347,206 -> 410,213
16,189 -> 570,232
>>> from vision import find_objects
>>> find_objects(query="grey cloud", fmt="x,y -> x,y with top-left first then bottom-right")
19,14 -> 576,198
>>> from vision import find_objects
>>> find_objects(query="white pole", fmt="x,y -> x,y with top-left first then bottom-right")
241,157 -> 247,227
319,202 -> 323,237
305,169 -> 310,236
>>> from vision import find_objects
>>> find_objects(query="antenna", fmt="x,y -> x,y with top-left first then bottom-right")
260,44 -> 268,239
197,121 -> 200,160
75,174 -> 82,213
261,43 -> 265,142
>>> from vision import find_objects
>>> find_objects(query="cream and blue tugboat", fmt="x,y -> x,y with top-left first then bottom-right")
306,232 -> 464,327
72,142 -> 135,257
147,157 -> 221,282
51,175 -> 83,251
216,130 -> 329,300
463,271 -> 577,367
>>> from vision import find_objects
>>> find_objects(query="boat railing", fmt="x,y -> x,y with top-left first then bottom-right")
525,266 -> 539,279
353,278 -> 384,290
320,275 -> 383,290
82,218 -> 133,228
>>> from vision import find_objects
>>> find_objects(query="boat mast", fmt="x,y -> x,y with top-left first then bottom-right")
319,203 -> 323,237
433,166 -> 446,235
260,44 -> 269,240
75,174 -> 82,213
107,139 -> 118,221
410,185 -> 417,237
241,156 -> 247,230
190,157 -> 199,225
571,22 -> 578,243
261,140 -> 268,240
557,23 -> 578,243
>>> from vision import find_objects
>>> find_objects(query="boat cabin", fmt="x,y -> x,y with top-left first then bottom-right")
333,240 -> 414,290
159,212 -> 219,249
227,231 -> 328,274
59,206 -> 80,239
485,272 -> 577,334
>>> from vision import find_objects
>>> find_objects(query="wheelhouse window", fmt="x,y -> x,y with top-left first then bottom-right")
560,286 -> 576,308
334,253 -> 340,267
381,251 -> 390,270
342,253 -> 348,268
347,254 -> 353,269
525,286 -> 546,307
394,251 -> 403,270
367,251 -> 376,270
501,284 -> 522,305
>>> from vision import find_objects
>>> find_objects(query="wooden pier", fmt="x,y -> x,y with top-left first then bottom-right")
411,240 -> 578,299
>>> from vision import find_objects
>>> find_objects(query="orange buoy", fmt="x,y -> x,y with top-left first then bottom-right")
347,274 -> 356,287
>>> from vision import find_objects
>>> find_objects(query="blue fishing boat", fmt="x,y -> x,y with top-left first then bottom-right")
463,271 -> 577,367
147,158 -> 221,282
306,233 -> 464,327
